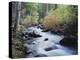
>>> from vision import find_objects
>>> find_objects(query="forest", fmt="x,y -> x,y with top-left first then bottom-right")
10,2 -> 78,58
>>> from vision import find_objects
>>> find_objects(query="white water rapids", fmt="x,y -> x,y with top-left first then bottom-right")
23,26 -> 76,58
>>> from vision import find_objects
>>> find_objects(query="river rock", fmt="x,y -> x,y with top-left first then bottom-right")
51,30 -> 58,34
28,32 -> 42,38
45,46 -> 58,51
37,24 -> 44,29
42,29 -> 50,32
44,38 -> 48,41
26,51 -> 32,55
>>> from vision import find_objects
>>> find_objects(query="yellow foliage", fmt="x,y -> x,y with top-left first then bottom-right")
21,15 -> 32,27
42,5 -> 77,31
43,15 -> 60,30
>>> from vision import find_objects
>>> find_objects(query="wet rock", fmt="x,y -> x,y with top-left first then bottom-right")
44,38 -> 48,41
45,47 -> 53,51
37,24 -> 44,29
34,54 -> 47,57
45,46 -> 58,51
32,42 -> 35,44
22,26 -> 42,38
28,32 -> 42,38
24,35 -> 28,39
57,30 -> 64,35
23,36 -> 33,41
51,29 -> 65,35
27,37 -> 34,40
37,25 -> 41,29
59,36 -> 78,48
27,41 -> 32,44
51,30 -> 58,34
26,51 -> 32,55
22,31 -> 28,36
42,29 -> 50,32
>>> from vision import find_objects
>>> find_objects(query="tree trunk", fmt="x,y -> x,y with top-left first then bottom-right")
46,4 -> 48,16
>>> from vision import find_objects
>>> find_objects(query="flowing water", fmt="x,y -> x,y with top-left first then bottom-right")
23,26 -> 76,58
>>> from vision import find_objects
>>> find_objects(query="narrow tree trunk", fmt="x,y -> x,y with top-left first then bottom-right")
17,2 -> 21,27
46,4 -> 48,16
12,2 -> 22,58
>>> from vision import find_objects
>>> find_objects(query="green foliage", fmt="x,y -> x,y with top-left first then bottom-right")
43,5 -> 78,36
12,23 -> 27,58
24,3 -> 38,15
12,2 -> 78,58
20,3 -> 39,27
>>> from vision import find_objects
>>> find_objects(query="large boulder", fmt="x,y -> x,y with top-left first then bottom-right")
22,28 -> 42,38
59,36 -> 78,49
